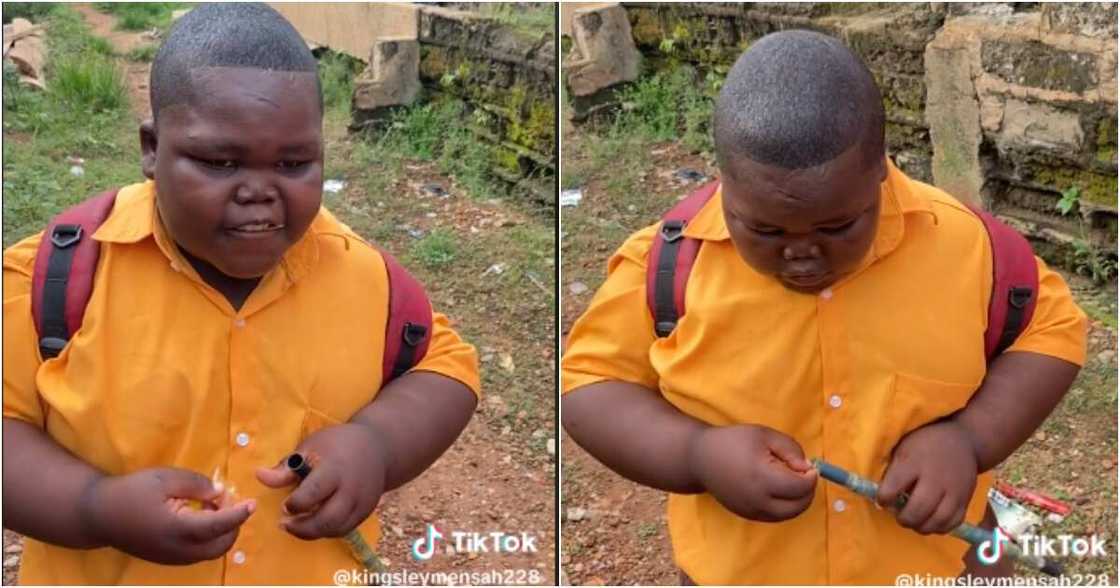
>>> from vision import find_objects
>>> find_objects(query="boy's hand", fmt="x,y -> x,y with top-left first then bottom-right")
688,424 -> 817,522
877,419 -> 978,535
255,423 -> 388,540
86,467 -> 256,565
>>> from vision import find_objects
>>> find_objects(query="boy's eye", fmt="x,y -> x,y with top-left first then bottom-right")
748,226 -> 783,237
196,157 -> 237,171
277,160 -> 310,170
818,219 -> 857,235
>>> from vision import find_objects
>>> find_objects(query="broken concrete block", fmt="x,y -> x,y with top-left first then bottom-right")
564,4 -> 640,98
352,37 -> 420,125
1000,98 -> 1084,152
3,18 -> 45,87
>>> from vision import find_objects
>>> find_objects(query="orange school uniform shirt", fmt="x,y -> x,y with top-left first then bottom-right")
561,160 -> 1087,585
3,181 -> 481,585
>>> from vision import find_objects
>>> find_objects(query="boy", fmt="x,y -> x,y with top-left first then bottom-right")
3,4 -> 479,584
561,30 -> 1086,584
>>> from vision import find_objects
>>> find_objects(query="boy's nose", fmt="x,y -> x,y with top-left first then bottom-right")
783,243 -> 822,260
234,180 -> 279,203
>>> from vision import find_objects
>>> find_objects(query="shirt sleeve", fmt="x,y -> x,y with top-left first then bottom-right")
412,310 -> 482,397
1004,256 -> 1088,366
3,233 -> 47,427
561,224 -> 661,394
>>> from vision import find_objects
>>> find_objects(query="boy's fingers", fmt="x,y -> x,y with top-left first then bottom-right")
765,433 -> 811,472
877,462 -> 916,507
759,460 -> 817,499
918,496 -> 963,535
192,526 -> 241,561
897,482 -> 941,530
284,469 -> 338,515
160,468 -> 221,502
282,492 -> 356,540
177,499 -> 256,542
255,462 -> 299,489
759,494 -> 814,521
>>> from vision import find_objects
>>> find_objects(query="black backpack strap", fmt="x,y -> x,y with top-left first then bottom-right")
39,225 -> 84,358
653,221 -> 686,337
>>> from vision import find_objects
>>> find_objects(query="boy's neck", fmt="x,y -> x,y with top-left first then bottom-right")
178,245 -> 261,312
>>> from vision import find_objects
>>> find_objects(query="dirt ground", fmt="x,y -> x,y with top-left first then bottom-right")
2,5 -> 556,585
559,117 -> 1119,585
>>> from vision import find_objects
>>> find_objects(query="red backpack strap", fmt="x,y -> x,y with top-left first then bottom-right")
379,249 -> 433,384
30,189 -> 119,359
646,180 -> 721,337
966,205 -> 1039,363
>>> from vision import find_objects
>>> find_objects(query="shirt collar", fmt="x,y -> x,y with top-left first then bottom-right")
92,180 -> 320,284
680,158 -> 937,262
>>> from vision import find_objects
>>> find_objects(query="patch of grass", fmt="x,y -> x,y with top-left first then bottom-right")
48,54 -> 128,114
636,522 -> 660,539
125,44 -> 158,63
614,66 -> 714,153
94,2 -> 188,32
372,100 -> 503,201
480,3 -> 554,40
317,50 -> 363,114
410,229 -> 458,269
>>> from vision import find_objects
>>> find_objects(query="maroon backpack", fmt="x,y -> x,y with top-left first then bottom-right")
646,181 -> 1039,363
30,189 -> 432,383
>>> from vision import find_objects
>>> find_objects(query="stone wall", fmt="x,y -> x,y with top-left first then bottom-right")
352,5 -> 556,202
563,2 -> 1118,274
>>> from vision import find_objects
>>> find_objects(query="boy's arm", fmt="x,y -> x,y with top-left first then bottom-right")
3,418 -> 105,548
952,351 -> 1080,472
562,382 -> 707,493
349,370 -> 476,491
563,383 -> 817,521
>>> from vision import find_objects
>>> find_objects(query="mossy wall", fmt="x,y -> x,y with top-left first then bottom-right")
418,9 -> 556,201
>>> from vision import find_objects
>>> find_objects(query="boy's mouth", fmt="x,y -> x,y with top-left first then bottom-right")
227,221 -> 286,237
227,221 -> 284,232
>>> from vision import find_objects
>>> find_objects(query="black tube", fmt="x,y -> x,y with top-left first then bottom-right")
286,452 -> 312,480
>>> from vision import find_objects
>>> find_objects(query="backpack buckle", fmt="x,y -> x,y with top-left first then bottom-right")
402,322 -> 427,347
660,220 -> 686,243
39,336 -> 68,358
50,224 -> 82,248
1008,287 -> 1033,309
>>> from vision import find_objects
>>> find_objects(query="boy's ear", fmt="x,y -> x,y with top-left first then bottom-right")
140,120 -> 157,180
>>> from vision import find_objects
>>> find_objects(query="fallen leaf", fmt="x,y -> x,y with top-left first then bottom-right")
499,353 -> 515,373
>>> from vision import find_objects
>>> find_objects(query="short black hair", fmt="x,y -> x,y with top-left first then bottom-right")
150,3 -> 321,123
713,29 -> 885,171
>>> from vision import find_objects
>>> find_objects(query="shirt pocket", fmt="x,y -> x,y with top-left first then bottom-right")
875,372 -> 979,471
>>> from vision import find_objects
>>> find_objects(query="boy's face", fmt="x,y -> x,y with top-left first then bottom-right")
141,66 -> 323,280
720,143 -> 886,294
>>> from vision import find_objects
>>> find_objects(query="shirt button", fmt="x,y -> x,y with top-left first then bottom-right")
234,318 -> 246,328
829,394 -> 843,409
232,550 -> 246,564
820,288 -> 833,300
235,432 -> 250,447
833,499 -> 847,512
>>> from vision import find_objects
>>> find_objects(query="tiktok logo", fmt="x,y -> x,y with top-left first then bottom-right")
977,527 -> 1009,565
411,524 -> 444,561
